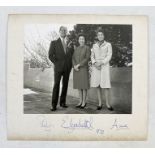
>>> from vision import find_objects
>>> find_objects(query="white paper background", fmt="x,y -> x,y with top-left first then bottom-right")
0,6 -> 154,147
7,14 -> 147,141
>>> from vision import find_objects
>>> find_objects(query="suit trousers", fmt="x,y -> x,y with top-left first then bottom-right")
52,68 -> 70,108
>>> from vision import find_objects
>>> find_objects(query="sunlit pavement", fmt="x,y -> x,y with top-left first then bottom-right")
24,88 -> 131,114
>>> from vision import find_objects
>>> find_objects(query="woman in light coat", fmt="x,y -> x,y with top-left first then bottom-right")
90,29 -> 113,110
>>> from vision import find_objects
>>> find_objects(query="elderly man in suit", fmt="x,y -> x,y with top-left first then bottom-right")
48,26 -> 74,111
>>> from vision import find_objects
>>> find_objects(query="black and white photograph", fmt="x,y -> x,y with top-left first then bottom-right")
7,14 -> 147,141
24,23 -> 132,114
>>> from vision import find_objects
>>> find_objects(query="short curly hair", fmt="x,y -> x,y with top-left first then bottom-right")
77,33 -> 86,41
96,27 -> 104,35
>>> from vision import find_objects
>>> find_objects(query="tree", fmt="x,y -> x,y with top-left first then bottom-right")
70,24 -> 132,67
24,24 -> 132,68
24,29 -> 59,69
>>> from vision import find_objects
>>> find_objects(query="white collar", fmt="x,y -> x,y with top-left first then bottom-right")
95,41 -> 107,48
60,36 -> 66,41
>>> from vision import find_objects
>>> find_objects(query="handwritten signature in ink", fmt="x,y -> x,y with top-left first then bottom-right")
36,115 -> 54,132
111,118 -> 129,130
61,116 -> 94,133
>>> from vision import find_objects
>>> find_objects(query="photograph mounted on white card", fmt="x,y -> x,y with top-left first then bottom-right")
7,14 -> 148,140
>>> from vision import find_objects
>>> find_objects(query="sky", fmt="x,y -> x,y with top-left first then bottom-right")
24,24 -> 75,59
24,24 -> 75,42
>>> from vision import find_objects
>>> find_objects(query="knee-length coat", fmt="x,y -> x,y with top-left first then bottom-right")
90,41 -> 112,88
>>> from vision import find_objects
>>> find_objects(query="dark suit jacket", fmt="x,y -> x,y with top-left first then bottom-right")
48,38 -> 74,72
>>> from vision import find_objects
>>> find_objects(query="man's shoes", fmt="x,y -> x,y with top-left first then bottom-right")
50,107 -> 57,111
60,104 -> 68,108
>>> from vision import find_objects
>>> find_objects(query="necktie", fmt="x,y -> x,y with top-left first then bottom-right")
62,38 -> 66,53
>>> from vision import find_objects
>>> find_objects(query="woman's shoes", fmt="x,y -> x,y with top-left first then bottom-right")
80,103 -> 87,109
107,106 -> 114,111
96,105 -> 114,111
97,105 -> 103,110
75,103 -> 113,111
76,102 -> 87,109
76,103 -> 82,108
